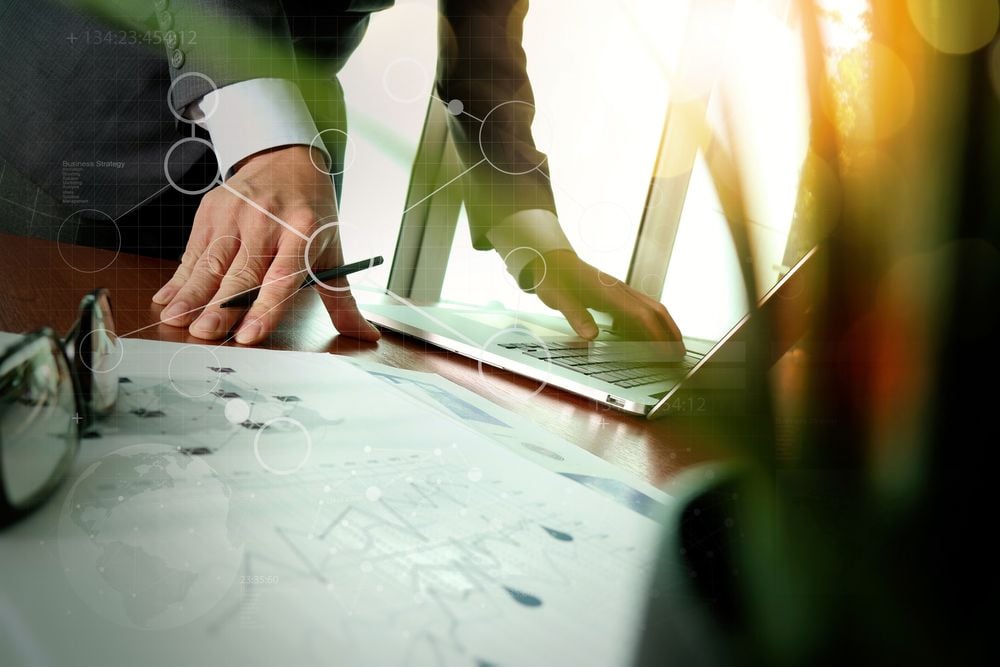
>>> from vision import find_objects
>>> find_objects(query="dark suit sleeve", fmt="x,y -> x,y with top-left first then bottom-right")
151,0 -> 299,114
437,0 -> 558,250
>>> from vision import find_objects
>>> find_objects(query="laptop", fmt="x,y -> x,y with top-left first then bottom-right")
356,243 -> 816,418
356,100 -> 819,419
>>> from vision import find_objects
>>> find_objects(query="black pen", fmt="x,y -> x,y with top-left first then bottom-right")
220,256 -> 383,309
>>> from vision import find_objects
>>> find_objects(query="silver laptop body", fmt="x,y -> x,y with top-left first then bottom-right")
357,244 -> 816,418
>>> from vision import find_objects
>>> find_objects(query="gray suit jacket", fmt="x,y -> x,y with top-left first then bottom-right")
0,0 -> 555,247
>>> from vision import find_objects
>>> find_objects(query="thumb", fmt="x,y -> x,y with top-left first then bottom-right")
316,281 -> 381,342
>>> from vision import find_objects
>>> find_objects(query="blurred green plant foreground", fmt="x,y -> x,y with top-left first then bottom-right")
637,1 -> 999,664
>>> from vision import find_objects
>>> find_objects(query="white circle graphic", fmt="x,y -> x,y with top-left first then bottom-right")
57,209 -> 121,273
166,71 -> 219,124
303,221 -> 376,293
224,398 -> 251,424
501,246 -> 547,292
308,128 -> 356,176
167,345 -> 222,399
382,58 -> 432,103
78,328 -> 125,375
253,417 -> 312,476
164,137 -> 221,196
478,100 -> 553,175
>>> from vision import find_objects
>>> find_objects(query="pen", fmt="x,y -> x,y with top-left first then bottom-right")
220,256 -> 384,309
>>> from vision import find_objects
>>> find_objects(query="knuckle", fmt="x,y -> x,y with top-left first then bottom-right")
215,191 -> 238,214
288,209 -> 317,232
266,262 -> 303,284
224,270 -> 261,294
243,255 -> 272,280
318,283 -> 355,302
243,207 -> 272,229
179,248 -> 201,268
236,183 -> 258,201
638,311 -> 660,330
203,259 -> 228,281
176,273 -> 212,296
255,195 -> 277,213
247,295 -> 284,320
198,189 -> 226,216
203,187 -> 223,205
238,255 -> 268,278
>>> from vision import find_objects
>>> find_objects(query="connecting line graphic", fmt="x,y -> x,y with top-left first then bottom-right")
430,93 -> 484,123
0,194 -> 61,220
0,181 -> 171,232
201,278 -> 310,352
402,157 -> 485,215
116,184 -> 174,223
219,181 -> 310,242
117,267 -> 312,339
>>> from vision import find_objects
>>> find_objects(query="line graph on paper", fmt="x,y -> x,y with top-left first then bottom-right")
197,452 -> 656,666
46,341 -> 662,667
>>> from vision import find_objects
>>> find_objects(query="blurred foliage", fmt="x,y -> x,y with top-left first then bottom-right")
640,1 -> 997,664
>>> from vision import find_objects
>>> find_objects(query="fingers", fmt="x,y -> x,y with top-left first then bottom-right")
309,227 -> 379,341
600,287 -> 685,359
612,290 -> 679,343
153,238 -> 207,306
188,249 -> 264,340
233,233 -> 308,345
534,252 -> 684,346
159,234 -> 240,328
152,253 -> 193,306
630,287 -> 684,344
316,280 -> 381,342
655,301 -> 684,344
620,287 -> 684,343
532,257 -> 600,339
564,308 -> 600,340
546,290 -> 599,339
152,193 -> 221,305
157,190 -> 235,324
560,265 -> 683,348
573,267 -> 675,341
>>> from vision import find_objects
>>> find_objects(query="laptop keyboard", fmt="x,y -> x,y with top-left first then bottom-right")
498,342 -> 703,389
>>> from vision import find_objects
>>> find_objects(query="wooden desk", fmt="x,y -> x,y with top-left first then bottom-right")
0,233 -> 742,486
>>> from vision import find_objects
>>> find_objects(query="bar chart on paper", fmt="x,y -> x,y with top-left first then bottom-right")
0,339 -> 663,667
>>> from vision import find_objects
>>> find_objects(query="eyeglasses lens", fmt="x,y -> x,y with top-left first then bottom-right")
86,291 -> 120,417
0,336 -> 78,508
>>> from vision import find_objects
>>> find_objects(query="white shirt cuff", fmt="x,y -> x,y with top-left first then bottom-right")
185,78 -> 331,179
486,209 -> 574,288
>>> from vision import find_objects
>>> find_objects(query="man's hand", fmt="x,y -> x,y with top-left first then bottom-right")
527,249 -> 684,349
151,145 -> 380,344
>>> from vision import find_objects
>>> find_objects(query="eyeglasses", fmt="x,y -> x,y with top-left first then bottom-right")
0,289 -> 119,528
